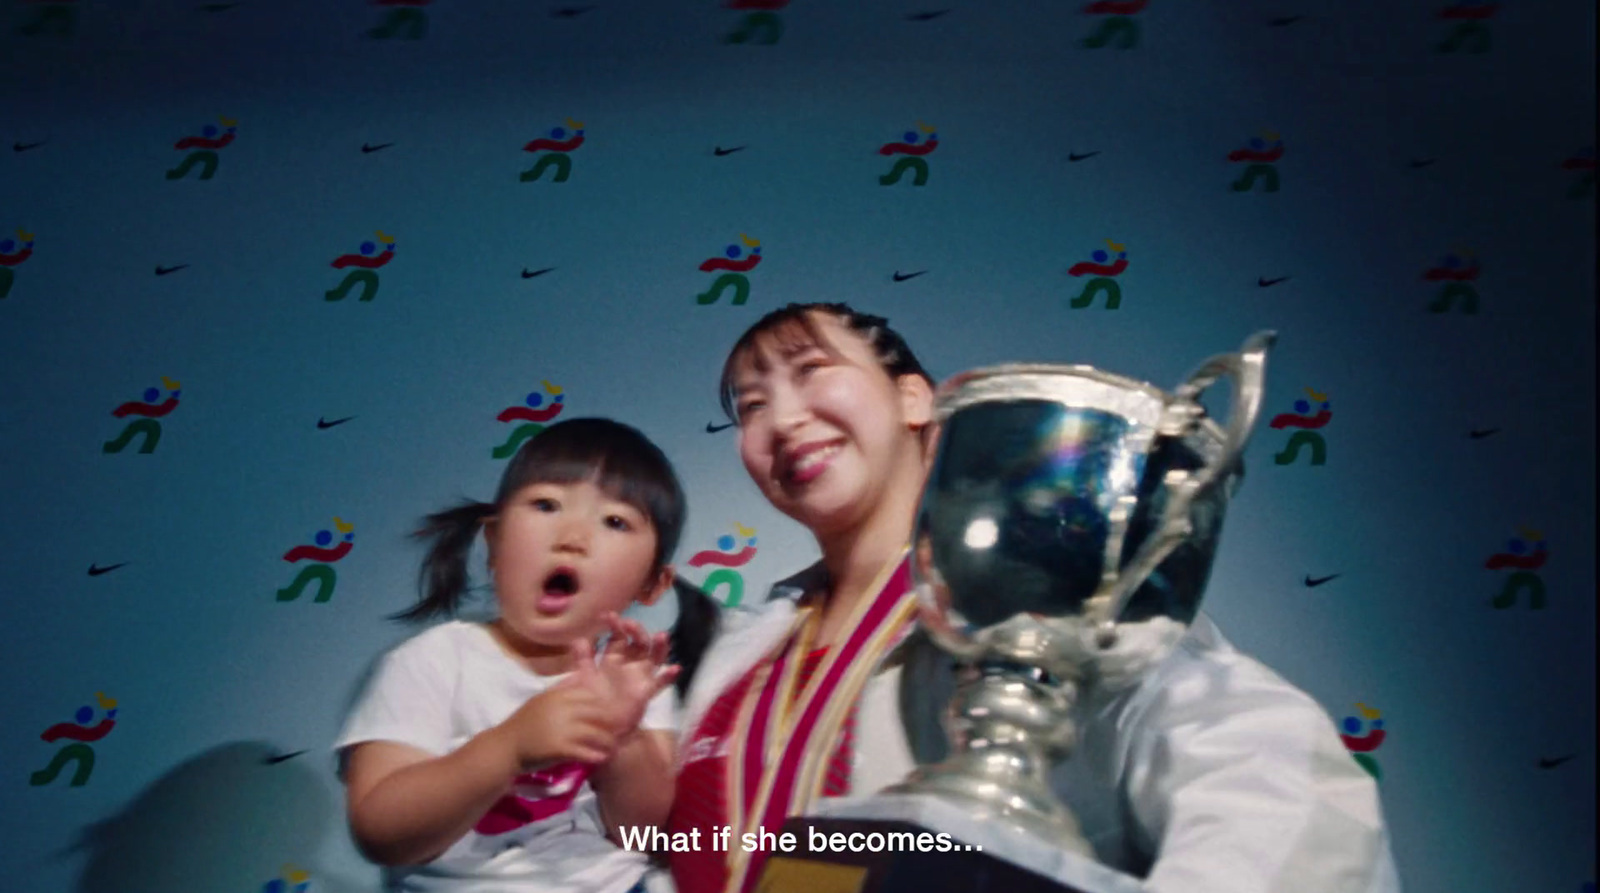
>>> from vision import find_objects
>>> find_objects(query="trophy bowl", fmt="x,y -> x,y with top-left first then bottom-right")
889,331 -> 1276,862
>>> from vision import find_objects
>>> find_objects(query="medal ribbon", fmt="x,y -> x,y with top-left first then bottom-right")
722,550 -> 916,893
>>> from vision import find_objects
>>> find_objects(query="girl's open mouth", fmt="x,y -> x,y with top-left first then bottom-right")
536,568 -> 580,614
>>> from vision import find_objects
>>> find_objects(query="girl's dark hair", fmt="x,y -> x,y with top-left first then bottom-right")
717,302 -> 934,424
395,417 -> 719,695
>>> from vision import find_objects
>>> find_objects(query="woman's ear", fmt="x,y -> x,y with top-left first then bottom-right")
898,373 -> 935,430
639,564 -> 675,607
919,420 -> 942,467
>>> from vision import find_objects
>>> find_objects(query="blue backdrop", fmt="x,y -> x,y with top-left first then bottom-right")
2,2 -> 1594,892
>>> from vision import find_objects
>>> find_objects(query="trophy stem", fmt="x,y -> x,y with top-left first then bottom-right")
883,666 -> 1096,859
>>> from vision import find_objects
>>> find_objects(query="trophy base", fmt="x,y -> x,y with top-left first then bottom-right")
754,795 -> 1143,893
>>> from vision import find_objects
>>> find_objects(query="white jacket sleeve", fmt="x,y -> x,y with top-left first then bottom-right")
1120,646 -> 1401,893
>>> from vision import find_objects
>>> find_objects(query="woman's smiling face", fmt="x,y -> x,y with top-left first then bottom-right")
731,312 -> 932,537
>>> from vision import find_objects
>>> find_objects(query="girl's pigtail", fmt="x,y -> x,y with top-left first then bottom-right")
391,501 -> 495,622
668,577 -> 721,697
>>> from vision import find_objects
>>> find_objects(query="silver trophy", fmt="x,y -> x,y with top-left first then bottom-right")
823,331 -> 1276,891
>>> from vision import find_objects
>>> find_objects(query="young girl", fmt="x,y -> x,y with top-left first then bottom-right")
668,303 -> 1400,893
337,417 -> 718,893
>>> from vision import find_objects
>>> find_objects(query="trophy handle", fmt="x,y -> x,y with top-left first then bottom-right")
1087,330 -> 1276,643
1167,329 -> 1277,486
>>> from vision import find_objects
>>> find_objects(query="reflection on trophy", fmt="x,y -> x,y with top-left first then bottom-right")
766,331 -> 1276,892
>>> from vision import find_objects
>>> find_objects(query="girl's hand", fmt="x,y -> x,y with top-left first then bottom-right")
571,613 -> 680,735
495,683 -> 619,771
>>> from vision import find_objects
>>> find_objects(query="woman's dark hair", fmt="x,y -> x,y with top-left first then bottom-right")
395,417 -> 719,695
717,302 -> 934,424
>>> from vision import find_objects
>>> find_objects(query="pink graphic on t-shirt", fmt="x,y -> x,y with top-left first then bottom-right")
475,761 -> 593,835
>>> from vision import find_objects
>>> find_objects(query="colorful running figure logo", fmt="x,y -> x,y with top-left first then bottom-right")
1487,526 -> 1548,609
724,0 -> 788,45
16,0 -> 77,37
686,524 -> 759,608
1436,1 -> 1495,53
1067,239 -> 1129,309
368,0 -> 430,39
276,518 -> 355,603
103,377 -> 181,455
879,122 -> 938,187
1229,130 -> 1283,193
1563,147 -> 1595,199
697,235 -> 762,306
493,381 -> 565,459
1424,249 -> 1480,314
165,117 -> 237,181
261,865 -> 312,893
1340,702 -> 1386,781
477,760 -> 592,834
325,230 -> 396,303
1081,0 -> 1147,49
30,692 -> 118,788
1270,387 -> 1330,466
0,228 -> 35,300
520,120 -> 585,183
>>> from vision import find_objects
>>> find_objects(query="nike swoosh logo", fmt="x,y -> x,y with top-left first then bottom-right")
521,267 -> 555,279
317,416 -> 356,429
1258,276 -> 1291,287
713,145 -> 747,157
361,142 -> 395,154
1267,15 -> 1304,26
13,140 -> 46,152
1468,427 -> 1500,439
263,750 -> 308,765
893,270 -> 928,282
155,264 -> 190,276
1068,151 -> 1100,162
88,562 -> 130,577
550,5 -> 594,16
906,9 -> 951,20
1304,573 -> 1341,588
706,421 -> 735,434
1409,158 -> 1438,169
1537,754 -> 1575,770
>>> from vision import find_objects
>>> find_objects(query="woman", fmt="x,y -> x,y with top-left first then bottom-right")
667,302 -> 1401,893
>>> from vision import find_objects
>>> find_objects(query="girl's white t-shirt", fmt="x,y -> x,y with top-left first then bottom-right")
336,620 -> 676,893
